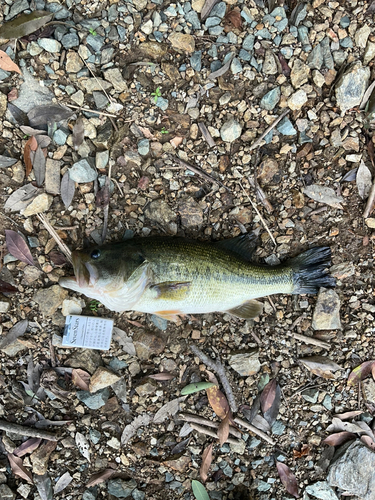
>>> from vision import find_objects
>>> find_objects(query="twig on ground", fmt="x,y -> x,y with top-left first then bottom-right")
238,181 -> 276,246
179,413 -> 242,438
363,181 -> 375,218
189,422 -> 241,445
292,333 -> 330,350
248,176 -> 273,213
0,420 -> 58,441
249,109 -> 290,151
36,214 -> 72,264
234,417 -> 276,446
167,155 -> 231,192
101,162 -> 112,243
190,345 -> 237,413
198,122 -> 216,148
65,104 -> 117,118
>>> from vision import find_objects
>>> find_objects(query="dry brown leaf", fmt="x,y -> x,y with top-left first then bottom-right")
260,379 -> 277,414
200,443 -> 213,483
0,50 -> 21,74
0,279 -> 17,293
347,360 -> 375,386
72,117 -> 85,150
276,462 -> 299,498
72,368 -> 90,391
86,469 -> 116,488
13,438 -> 42,457
293,444 -> 310,458
8,453 -> 33,484
334,410 -> 363,421
217,413 -> 230,445
225,9 -> 242,28
323,431 -> 356,447
206,384 -> 230,420
299,356 -> 342,379
24,135 -> 38,177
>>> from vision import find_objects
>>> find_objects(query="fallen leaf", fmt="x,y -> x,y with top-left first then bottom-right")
0,319 -> 28,349
260,379 -> 277,414
0,155 -> 17,168
72,117 -> 85,150
121,414 -> 152,446
0,11 -> 53,39
148,372 -> 175,381
171,437 -> 190,455
0,279 -> 17,293
334,410 -> 363,420
278,52 -> 291,77
112,327 -> 136,355
341,168 -> 358,182
326,417 -> 374,439
217,413 -> 230,445
8,102 -> 29,126
20,125 -> 45,136
303,185 -> 344,209
276,462 -> 299,498
225,9 -> 242,28
5,230 -> 35,266
13,438 -> 42,457
200,443 -> 213,483
293,444 -> 310,458
54,471 -> 73,494
361,435 -> 375,451
153,396 -> 186,424
32,145 -> 46,187
61,171 -> 75,208
181,382 -> 215,395
192,480 -> 210,500
347,360 -> 375,386
86,469 -> 116,488
24,135 -> 38,177
206,379 -> 230,420
252,414 -> 271,432
75,432 -> 90,462
48,251 -> 67,266
4,183 -> 41,212
323,431 -> 356,446
34,473 -> 53,500
263,381 -> 281,426
72,368 -> 91,391
0,50 -> 21,74
356,160 -> 372,199
299,356 -> 342,379
27,104 -> 74,129
208,54 -> 234,80
8,453 -> 33,484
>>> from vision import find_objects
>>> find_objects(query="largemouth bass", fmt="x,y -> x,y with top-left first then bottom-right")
59,235 -> 335,321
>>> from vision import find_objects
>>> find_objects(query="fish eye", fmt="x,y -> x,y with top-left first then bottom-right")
90,249 -> 101,259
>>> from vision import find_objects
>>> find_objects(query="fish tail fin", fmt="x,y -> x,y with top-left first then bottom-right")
288,247 -> 335,294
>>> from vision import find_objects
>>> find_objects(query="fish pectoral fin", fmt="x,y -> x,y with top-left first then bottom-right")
214,232 -> 259,262
226,299 -> 263,319
151,281 -> 191,301
154,310 -> 182,322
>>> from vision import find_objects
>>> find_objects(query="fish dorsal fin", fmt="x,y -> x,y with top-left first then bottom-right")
151,281 -> 191,301
226,299 -> 263,319
214,232 -> 258,262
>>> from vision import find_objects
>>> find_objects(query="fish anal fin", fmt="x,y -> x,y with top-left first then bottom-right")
214,232 -> 258,262
154,310 -> 182,322
151,281 -> 191,301
226,299 -> 263,319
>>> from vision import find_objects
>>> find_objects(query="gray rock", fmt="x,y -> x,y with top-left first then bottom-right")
239,49 -> 251,61
47,3 -> 71,19
312,288 -> 342,330
138,139 -> 150,156
260,87 -> 280,110
6,0 -> 29,19
86,34 -> 105,53
38,38 -> 62,53
277,117 -> 297,136
0,484 -> 15,500
190,51 -> 202,71
262,50 -> 278,74
93,91 -> 109,109
321,37 -> 334,69
243,34 -> 255,51
335,61 -> 370,114
307,43 -> 323,69
178,198 -> 203,229
69,159 -> 97,183
185,10 -> 201,29
156,97 -> 168,111
210,2 -> 226,18
33,285 -> 68,316
89,429 -> 101,445
61,32 -> 79,49
220,118 -> 242,142
340,16 -> 350,28
95,151 -> 109,170
205,16 -> 221,28
228,351 -> 260,376
302,388 -> 319,403
53,127 -> 69,145
108,4 -> 118,22
291,59 -> 310,87
144,200 -> 176,229
108,479 -> 137,498
364,41 -> 375,65
256,28 -> 272,40
103,68 -> 128,92
93,121 -> 113,149
67,349 -> 102,374
77,388 -> 110,409
231,58 -> 242,74
271,420 -> 286,435
305,482 -> 338,500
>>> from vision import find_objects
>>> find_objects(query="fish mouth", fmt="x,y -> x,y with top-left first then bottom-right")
72,251 -> 99,288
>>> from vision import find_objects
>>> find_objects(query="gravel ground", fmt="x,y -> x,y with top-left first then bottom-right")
0,0 -> 375,499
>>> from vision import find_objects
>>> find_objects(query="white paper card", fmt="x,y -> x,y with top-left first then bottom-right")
62,315 -> 114,350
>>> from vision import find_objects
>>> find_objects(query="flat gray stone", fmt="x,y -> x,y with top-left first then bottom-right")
228,351 -> 260,376
69,158 -> 97,183
33,285 -> 68,316
328,441 -> 375,499
38,38 -> 62,53
77,388 -> 110,409
312,288 -> 342,330
260,87 -> 280,110
220,118 -> 242,142
305,481 -> 338,500
335,61 -> 370,114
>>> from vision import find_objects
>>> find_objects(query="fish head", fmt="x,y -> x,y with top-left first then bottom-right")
59,244 -> 146,296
